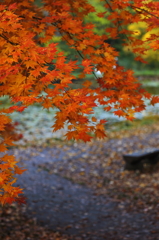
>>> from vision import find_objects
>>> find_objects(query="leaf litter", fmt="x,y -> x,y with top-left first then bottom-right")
2,120 -> 159,239
47,124 -> 159,212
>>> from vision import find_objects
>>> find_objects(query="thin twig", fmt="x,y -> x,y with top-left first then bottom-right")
0,34 -> 18,46
131,6 -> 159,20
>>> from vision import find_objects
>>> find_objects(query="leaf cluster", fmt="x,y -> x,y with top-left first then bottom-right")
1,0 -> 159,204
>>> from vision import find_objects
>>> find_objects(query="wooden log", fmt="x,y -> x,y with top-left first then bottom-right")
123,148 -> 159,170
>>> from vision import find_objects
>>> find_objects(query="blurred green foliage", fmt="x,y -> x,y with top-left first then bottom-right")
107,115 -> 159,132
86,0 -> 109,36
34,0 -> 159,75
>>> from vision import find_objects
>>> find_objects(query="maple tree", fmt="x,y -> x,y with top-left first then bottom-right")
0,0 -> 159,205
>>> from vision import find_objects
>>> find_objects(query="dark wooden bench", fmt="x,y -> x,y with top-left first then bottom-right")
123,148 -> 159,170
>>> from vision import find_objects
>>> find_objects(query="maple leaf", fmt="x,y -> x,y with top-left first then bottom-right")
76,131 -> 93,142
100,119 -> 107,124
77,42 -> 87,51
91,117 -> 97,122
0,172 -> 9,185
8,3 -> 17,10
0,163 -> 11,170
97,12 -> 107,18
65,130 -> 78,140
14,166 -> 26,175
31,68 -> 41,77
4,137 -> 15,146
0,144 -> 8,152
82,80 -> 92,88
1,0 -> 159,205
114,110 -> 125,117
95,129 -> 107,139
151,96 -> 159,106
8,106 -> 26,112
25,60 -> 37,69
16,195 -> 26,205
104,106 -> 112,111
82,59 -> 91,67
1,196 -> 15,205
134,56 -> 148,64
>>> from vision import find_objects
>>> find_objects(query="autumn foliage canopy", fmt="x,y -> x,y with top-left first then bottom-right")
0,0 -> 159,205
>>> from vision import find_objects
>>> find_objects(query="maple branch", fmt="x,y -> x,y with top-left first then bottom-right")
18,15 -> 42,20
105,0 -> 113,12
51,24 -> 99,80
0,33 -> 18,46
104,0 -> 136,54
61,31 -> 99,80
131,6 -> 159,20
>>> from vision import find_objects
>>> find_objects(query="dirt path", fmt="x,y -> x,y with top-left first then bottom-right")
2,131 -> 159,240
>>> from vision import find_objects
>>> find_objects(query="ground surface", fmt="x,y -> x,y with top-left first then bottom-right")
2,124 -> 159,239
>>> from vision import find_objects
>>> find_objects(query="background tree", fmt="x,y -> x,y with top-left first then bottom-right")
1,0 -> 159,205
124,21 -> 159,69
